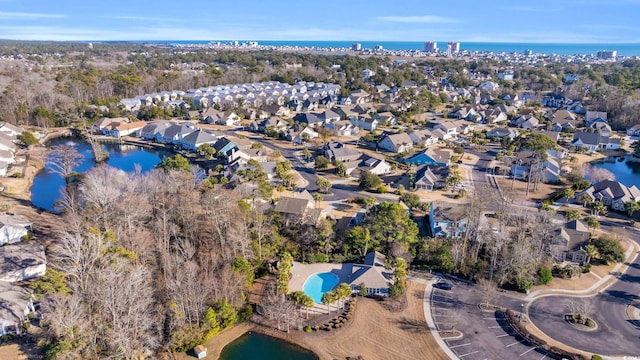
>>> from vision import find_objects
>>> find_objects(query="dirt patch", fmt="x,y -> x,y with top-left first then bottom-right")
532,272 -> 600,292
496,177 -> 563,202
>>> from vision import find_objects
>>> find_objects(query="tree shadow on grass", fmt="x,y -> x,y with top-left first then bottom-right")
393,316 -> 429,333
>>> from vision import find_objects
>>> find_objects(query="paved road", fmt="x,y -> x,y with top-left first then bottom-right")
426,273 -> 554,360
528,223 -> 640,356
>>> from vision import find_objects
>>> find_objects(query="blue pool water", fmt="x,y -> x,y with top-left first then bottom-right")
303,272 -> 339,304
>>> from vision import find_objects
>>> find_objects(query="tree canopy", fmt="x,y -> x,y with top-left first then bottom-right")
364,202 -> 419,254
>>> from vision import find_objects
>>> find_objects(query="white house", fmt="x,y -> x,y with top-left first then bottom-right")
181,130 -> 218,151
0,243 -> 46,282
109,121 -> 147,138
378,133 -> 413,153
350,116 -> 378,131
0,214 -> 31,246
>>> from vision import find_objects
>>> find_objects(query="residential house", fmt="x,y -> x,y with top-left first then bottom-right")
273,196 -> 314,224
432,122 -> 459,139
212,137 -> 239,158
378,133 -> 413,153
264,105 -> 291,117
109,121 -> 147,138
286,125 -> 318,144
408,129 -> 439,147
92,117 -> 124,134
404,148 -> 452,167
570,132 -> 620,152
486,127 -> 519,140
478,108 -> 508,124
585,111 -> 607,124
227,148 -> 269,165
588,121 -> 612,136
0,282 -> 36,336
347,251 -> 393,297
429,201 -> 468,238
510,151 -> 561,183
353,103 -> 376,115
0,243 -> 46,282
549,220 -> 591,263
374,112 -> 397,126
415,166 -> 448,191
186,110 -> 201,121
327,120 -> 359,137
180,130 -> 217,151
0,214 -> 32,246
323,141 -> 361,162
449,106 -> 479,121
350,89 -> 371,104
479,81 -> 499,92
552,109 -> 576,122
350,116 -> 379,131
551,119 -> 578,132
256,116 -> 289,133
578,180 -> 640,212
511,114 -> 540,130
139,121 -> 172,140
159,123 -> 197,144
626,124 -> 640,136
348,155 -> 392,177
204,109 -> 240,126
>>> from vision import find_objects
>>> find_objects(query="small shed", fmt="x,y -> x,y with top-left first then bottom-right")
194,345 -> 207,359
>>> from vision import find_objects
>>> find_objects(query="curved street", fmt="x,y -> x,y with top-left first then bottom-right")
528,224 -> 640,356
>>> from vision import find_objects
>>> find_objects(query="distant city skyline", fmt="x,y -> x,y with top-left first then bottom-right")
0,0 -> 639,43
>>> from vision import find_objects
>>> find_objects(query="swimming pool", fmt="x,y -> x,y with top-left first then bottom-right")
303,272 -> 339,304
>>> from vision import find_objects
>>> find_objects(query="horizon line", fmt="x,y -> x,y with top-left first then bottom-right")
1,38 -> 640,45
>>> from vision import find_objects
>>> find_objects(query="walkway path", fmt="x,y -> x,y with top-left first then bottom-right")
409,276 -> 459,360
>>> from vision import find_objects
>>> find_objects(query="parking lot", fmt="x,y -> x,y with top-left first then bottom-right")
430,275 -> 558,360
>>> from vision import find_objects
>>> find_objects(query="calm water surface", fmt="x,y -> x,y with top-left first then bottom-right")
30,137 -> 170,212
220,332 -> 318,360
589,157 -> 640,187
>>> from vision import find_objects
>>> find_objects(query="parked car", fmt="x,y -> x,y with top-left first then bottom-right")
433,282 -> 453,290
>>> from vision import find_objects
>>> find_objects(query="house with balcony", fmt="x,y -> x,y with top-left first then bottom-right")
429,201 -> 468,238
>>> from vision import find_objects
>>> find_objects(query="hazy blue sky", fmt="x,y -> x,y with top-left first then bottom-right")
0,0 -> 639,43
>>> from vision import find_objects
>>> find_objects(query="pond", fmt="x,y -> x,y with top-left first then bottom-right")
30,137 -> 171,212
219,332 -> 318,360
589,156 -> 640,187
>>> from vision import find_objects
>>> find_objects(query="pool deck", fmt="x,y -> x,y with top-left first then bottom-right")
290,262 -> 350,293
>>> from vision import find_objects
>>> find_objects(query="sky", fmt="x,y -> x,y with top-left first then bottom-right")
0,0 -> 639,43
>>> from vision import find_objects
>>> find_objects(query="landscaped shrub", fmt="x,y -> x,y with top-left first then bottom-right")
591,355 -> 603,360
304,326 -> 312,332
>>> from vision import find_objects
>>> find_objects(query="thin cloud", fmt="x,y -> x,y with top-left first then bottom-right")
108,15 -> 183,22
500,6 -> 563,12
376,15 -> 457,24
0,11 -> 66,19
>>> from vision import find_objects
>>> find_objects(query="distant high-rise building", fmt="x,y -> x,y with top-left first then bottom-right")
447,42 -> 460,53
597,50 -> 617,59
373,45 -> 384,51
424,41 -> 438,53
524,49 -> 533,56
88,43 -> 93,49
352,43 -> 362,51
